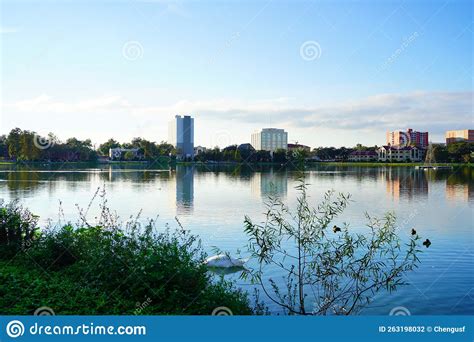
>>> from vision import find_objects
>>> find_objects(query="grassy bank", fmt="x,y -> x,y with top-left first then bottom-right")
0,202 -> 252,315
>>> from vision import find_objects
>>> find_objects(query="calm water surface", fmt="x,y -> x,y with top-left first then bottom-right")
0,164 -> 472,315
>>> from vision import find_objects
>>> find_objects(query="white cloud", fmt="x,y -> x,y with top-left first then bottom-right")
0,27 -> 20,34
129,91 -> 473,134
4,91 -> 472,146
13,94 -> 131,113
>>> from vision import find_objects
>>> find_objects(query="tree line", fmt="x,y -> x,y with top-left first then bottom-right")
0,128 -> 97,162
97,138 -> 175,161
195,143 -> 473,164
432,142 -> 473,163
194,144 -> 369,163
0,128 -> 471,163
0,128 -> 175,162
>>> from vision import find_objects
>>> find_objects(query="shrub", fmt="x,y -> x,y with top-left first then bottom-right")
0,200 -> 39,258
243,177 -> 424,315
0,201 -> 252,315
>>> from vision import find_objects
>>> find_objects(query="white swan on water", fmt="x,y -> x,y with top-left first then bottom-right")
204,254 -> 248,268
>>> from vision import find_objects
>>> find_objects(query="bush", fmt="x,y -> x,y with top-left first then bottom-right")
0,200 -> 39,258
243,177 -> 424,315
0,202 -> 252,315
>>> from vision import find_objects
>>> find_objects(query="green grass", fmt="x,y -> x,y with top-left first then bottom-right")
0,202 -> 252,315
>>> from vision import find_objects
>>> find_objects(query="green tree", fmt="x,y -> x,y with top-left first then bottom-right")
447,142 -> 473,163
234,149 -> 242,162
432,144 -> 449,163
123,151 -> 135,161
157,142 -> 175,157
98,138 -> 121,156
0,135 -> 7,158
19,131 -> 40,161
243,177 -> 424,315
272,149 -> 288,163
6,128 -> 22,159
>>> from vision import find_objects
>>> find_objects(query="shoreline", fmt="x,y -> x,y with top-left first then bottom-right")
0,160 -> 471,168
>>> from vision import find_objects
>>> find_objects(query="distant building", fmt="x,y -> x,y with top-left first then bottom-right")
386,128 -> 428,148
287,143 -> 311,152
194,146 -> 208,155
109,148 -> 142,160
237,143 -> 255,152
348,150 -> 378,162
251,128 -> 288,152
169,115 -> 194,159
445,129 -> 474,144
377,145 -> 423,162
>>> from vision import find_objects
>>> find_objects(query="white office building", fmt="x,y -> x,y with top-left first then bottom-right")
169,115 -> 195,159
251,128 -> 288,152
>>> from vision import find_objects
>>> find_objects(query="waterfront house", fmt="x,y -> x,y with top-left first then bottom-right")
348,150 -> 378,162
377,145 -> 423,162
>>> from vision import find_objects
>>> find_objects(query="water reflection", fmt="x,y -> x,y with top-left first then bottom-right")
0,165 -> 472,207
382,168 -> 429,201
251,169 -> 288,198
445,168 -> 474,203
175,165 -> 194,214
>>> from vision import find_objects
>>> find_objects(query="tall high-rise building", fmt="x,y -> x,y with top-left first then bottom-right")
445,129 -> 474,144
386,128 -> 428,148
251,128 -> 288,152
169,115 -> 194,159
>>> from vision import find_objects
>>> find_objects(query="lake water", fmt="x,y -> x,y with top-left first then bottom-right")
0,163 -> 472,315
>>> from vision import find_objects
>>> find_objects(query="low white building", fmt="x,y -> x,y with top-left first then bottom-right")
194,146 -> 208,155
377,146 -> 423,162
348,150 -> 378,161
251,128 -> 288,152
109,148 -> 142,160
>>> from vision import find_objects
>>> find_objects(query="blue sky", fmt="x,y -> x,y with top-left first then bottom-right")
1,0 -> 472,147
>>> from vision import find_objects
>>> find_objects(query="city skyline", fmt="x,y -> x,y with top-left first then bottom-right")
1,1 -> 472,147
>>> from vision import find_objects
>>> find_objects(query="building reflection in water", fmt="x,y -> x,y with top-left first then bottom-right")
175,165 -> 194,214
251,169 -> 288,199
383,168 -> 429,201
446,171 -> 474,203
